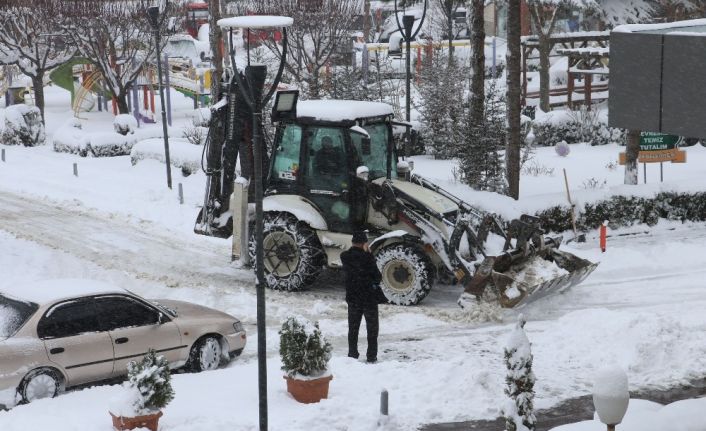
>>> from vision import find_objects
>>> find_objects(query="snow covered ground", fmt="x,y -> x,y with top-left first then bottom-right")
2,85 -> 706,430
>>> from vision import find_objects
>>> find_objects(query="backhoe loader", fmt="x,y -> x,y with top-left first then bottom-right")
195,73 -> 597,307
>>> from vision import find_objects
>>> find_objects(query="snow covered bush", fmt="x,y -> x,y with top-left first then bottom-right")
279,315 -> 332,378
53,119 -> 138,157
110,350 -> 174,417
532,107 -> 625,147
130,138 -> 201,176
113,114 -> 137,136
52,118 -> 91,156
502,315 -> 536,431
533,192 -> 706,233
2,104 -> 45,147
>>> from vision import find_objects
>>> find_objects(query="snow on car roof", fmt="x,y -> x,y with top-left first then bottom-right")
0,279 -> 126,305
297,100 -> 394,122
217,16 -> 293,29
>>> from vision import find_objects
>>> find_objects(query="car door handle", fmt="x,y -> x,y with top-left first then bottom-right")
49,347 -> 64,355
115,337 -> 129,344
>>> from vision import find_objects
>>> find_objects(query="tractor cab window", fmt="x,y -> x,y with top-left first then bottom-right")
304,127 -> 351,229
350,123 -> 395,180
271,124 -> 302,182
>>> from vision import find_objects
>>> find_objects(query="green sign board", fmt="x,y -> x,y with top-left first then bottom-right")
639,132 -> 683,151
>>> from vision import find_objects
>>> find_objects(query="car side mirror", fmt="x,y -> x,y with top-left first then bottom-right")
158,312 -> 167,324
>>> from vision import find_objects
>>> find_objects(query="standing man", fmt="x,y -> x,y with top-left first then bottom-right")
341,230 -> 383,363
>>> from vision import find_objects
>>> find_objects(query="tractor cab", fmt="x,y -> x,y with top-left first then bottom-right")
268,98 -> 397,233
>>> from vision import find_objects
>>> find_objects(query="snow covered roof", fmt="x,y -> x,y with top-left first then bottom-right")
297,100 -> 394,122
0,279 -> 127,305
614,19 -> 706,34
217,16 -> 293,29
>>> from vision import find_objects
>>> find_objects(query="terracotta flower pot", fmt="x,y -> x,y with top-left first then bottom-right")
110,410 -> 163,431
284,374 -> 333,404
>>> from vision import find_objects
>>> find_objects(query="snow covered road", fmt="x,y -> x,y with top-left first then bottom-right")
3,184 -> 706,429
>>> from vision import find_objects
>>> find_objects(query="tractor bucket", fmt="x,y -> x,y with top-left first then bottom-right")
458,247 -> 598,309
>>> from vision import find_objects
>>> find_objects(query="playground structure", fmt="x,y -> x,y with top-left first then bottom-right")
48,56 -> 211,126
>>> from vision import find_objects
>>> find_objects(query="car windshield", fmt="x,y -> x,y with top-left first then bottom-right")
350,122 -> 396,180
0,294 -> 38,338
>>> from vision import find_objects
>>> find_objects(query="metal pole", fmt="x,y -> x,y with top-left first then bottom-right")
380,389 -> 389,415
164,52 -> 172,127
660,161 -> 663,182
643,162 -> 646,184
252,84 -> 268,431
73,163 -> 78,177
178,183 -> 184,204
1,148 -> 5,162
405,36 -> 411,160
154,26 -> 173,189
132,85 -> 140,128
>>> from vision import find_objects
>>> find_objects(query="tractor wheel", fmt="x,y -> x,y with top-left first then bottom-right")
249,212 -> 325,291
375,243 -> 433,306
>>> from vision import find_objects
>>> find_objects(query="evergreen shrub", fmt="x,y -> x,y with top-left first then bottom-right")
279,316 -> 332,378
126,349 -> 174,413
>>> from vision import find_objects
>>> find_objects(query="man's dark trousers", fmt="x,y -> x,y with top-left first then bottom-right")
348,302 -> 379,362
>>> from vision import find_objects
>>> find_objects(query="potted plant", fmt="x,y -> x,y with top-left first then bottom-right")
279,315 -> 333,404
109,349 -> 175,431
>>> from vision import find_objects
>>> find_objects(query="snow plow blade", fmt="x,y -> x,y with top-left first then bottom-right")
458,246 -> 598,309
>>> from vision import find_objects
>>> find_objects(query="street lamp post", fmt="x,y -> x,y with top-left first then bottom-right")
217,15 -> 292,431
394,0 -> 427,159
147,5 -> 173,190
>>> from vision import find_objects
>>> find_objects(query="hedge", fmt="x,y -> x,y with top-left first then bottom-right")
533,192 -> 706,233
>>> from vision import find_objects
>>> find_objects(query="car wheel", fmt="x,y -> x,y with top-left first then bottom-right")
19,368 -> 64,404
189,336 -> 225,372
375,243 -> 434,306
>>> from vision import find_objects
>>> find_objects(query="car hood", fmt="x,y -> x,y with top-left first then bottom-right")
151,299 -> 238,322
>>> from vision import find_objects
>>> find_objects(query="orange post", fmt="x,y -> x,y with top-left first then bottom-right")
599,221 -> 608,252
143,86 -> 148,109
416,46 -> 422,84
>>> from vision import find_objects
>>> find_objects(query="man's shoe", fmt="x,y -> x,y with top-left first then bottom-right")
366,358 -> 377,364
348,353 -> 360,359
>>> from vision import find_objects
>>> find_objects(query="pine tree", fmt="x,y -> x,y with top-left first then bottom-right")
417,49 -> 466,159
458,81 -> 507,193
279,316 -> 332,378
126,349 -> 174,413
502,315 -> 536,431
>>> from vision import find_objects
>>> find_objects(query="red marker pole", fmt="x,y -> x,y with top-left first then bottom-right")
599,220 -> 608,253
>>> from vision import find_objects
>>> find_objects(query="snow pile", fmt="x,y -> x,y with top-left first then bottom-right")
505,257 -> 569,299
1,105 -> 45,147
130,138 -> 202,176
551,398 -> 706,431
113,114 -> 137,136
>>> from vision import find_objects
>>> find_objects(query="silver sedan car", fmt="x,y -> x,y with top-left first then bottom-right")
0,279 -> 246,407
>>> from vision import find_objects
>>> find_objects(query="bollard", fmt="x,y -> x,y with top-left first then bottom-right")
380,389 -> 388,416
73,163 -> 78,177
1,148 -> 5,162
178,183 -> 184,205
600,220 -> 608,253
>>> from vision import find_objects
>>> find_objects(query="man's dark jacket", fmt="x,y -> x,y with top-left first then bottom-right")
341,246 -> 383,306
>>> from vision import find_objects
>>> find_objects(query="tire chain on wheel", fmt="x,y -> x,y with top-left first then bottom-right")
248,212 -> 326,291
375,243 -> 434,306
